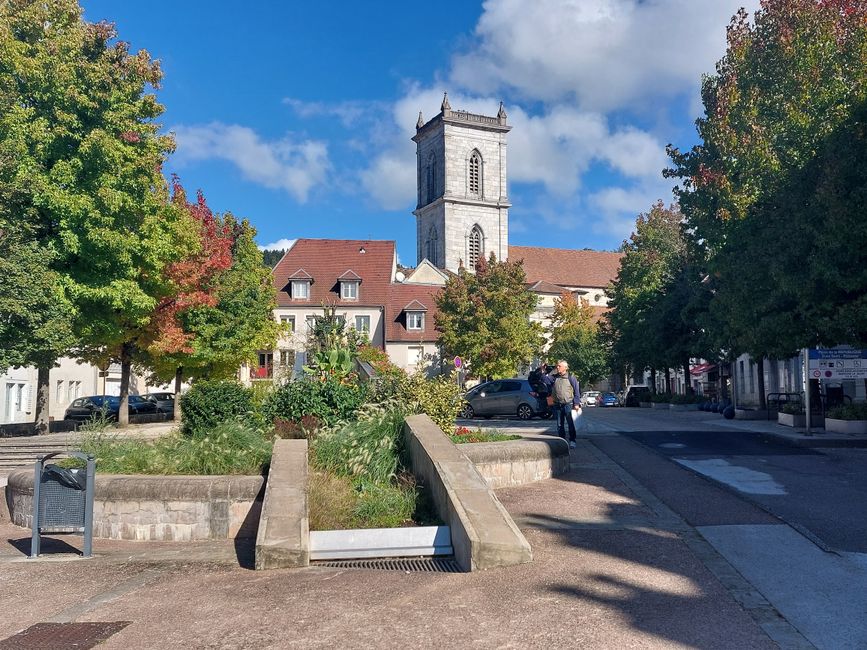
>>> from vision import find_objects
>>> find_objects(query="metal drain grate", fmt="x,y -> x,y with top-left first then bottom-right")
0,622 -> 131,649
315,556 -> 462,573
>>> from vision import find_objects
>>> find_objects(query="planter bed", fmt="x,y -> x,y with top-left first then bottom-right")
669,403 -> 699,412
825,418 -> 867,435
6,471 -> 264,541
777,412 -> 806,428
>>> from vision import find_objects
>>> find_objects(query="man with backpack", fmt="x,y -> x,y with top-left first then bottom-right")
551,359 -> 581,448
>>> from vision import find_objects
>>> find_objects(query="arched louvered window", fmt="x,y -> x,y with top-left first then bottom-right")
426,226 -> 438,264
468,151 -> 481,196
468,225 -> 483,268
426,153 -> 437,204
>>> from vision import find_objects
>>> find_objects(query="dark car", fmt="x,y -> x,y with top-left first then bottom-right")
144,392 -> 175,415
64,395 -> 158,421
599,392 -> 620,407
623,385 -> 652,407
459,379 -> 543,420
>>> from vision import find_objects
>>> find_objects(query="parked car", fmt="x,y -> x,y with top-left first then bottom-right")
144,392 -> 175,415
599,392 -> 620,407
64,395 -> 158,422
623,385 -> 652,407
581,391 -> 601,407
459,378 -> 544,420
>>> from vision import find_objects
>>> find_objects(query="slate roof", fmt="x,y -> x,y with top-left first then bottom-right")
509,246 -> 623,289
272,239 -> 394,307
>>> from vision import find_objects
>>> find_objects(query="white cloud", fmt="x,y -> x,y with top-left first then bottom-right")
588,178 -> 676,239
449,0 -> 761,111
258,238 -> 297,251
172,123 -> 331,203
283,98 -> 386,128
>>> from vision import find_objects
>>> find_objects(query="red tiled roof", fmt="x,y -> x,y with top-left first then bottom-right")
527,280 -> 568,295
273,239 -> 394,307
509,245 -> 623,289
337,269 -> 361,281
288,268 -> 312,280
386,283 -> 441,342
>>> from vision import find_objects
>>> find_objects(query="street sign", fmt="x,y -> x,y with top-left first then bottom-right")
453,356 -> 462,369
808,348 -> 867,380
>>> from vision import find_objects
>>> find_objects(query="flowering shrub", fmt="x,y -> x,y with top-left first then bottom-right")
450,426 -> 520,444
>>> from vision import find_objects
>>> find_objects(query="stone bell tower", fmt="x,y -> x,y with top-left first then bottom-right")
412,93 -> 511,272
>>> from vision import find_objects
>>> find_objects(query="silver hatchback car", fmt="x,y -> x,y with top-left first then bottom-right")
459,378 -> 544,420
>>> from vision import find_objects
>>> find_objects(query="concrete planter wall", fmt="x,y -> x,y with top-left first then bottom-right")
669,403 -> 700,412
651,402 -> 667,409
460,436 -> 569,488
778,412 -> 806,428
639,402 -> 652,408
6,472 -> 264,541
735,408 -> 767,421
825,418 -> 867,434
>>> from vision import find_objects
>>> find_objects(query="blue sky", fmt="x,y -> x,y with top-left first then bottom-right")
80,0 -> 759,264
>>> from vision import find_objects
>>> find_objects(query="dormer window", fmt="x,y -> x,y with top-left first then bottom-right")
341,281 -> 359,300
291,280 -> 310,300
407,312 -> 424,330
403,299 -> 428,331
338,269 -> 361,301
288,269 -> 313,301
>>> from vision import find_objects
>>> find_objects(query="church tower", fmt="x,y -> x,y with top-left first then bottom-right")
412,94 -> 511,272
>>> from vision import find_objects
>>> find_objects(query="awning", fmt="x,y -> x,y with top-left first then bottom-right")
690,363 -> 717,376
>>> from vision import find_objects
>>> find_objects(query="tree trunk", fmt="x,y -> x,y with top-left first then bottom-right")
650,367 -> 657,393
34,366 -> 51,435
173,366 -> 183,420
118,342 -> 132,428
757,357 -> 766,409
682,357 -> 691,395
664,367 -> 672,394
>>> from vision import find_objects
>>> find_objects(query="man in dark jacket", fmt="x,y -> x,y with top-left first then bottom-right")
528,362 -> 552,416
551,359 -> 581,448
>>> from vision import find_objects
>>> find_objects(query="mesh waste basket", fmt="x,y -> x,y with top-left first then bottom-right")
30,451 -> 95,558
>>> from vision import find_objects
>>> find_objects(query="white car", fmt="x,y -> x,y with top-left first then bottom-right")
582,391 -> 601,407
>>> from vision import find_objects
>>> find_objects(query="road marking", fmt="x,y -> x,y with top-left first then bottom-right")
675,458 -> 787,495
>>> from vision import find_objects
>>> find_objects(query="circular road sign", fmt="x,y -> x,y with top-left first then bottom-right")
454,356 -> 462,369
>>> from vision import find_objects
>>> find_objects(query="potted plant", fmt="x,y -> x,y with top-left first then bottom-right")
777,403 -> 806,428
825,403 -> 867,434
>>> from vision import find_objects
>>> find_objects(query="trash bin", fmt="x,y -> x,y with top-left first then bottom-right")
30,451 -> 95,559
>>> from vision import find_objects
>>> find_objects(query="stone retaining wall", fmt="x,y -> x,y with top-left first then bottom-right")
460,436 -> 569,488
6,472 -> 264,541
404,414 -> 532,572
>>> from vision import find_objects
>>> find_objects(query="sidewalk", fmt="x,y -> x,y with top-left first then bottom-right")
0,437 -> 782,649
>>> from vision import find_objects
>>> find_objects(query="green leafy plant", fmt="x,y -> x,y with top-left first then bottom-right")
779,403 -> 805,415
670,393 -> 704,404
77,407 -> 115,433
306,347 -> 354,378
262,374 -> 367,427
399,372 -> 465,434
827,403 -> 867,421
179,380 -> 255,436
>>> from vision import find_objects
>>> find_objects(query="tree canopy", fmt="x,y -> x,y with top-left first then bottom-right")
435,254 -> 544,379
547,292 -> 610,387
666,0 -> 867,355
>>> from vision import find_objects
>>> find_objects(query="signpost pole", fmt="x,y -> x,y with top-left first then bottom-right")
804,348 -> 812,435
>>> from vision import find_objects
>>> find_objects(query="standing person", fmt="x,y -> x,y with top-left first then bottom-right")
551,359 -> 581,448
528,362 -> 552,416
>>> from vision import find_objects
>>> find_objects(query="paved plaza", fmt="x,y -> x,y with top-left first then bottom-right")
2,409 -> 866,648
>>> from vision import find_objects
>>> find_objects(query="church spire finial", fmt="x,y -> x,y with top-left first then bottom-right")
497,101 -> 507,124
416,111 -> 424,129
441,92 -> 451,113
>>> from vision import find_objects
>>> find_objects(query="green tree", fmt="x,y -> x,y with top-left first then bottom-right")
547,292 -> 610,387
435,253 -> 543,379
606,202 -> 688,383
666,0 -> 867,357
0,0 -> 191,427
0,231 -> 75,432
152,216 -> 280,383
